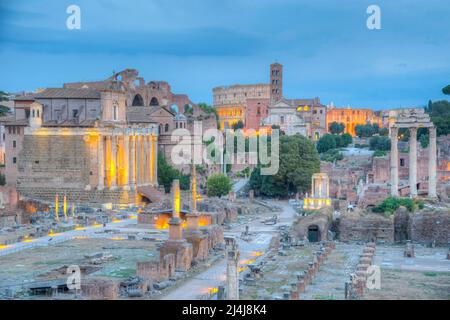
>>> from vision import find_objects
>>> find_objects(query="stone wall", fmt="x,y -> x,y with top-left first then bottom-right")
18,135 -> 91,190
81,278 -> 120,300
292,209 -> 331,242
338,212 -> 394,242
408,210 -> 450,245
136,254 -> 175,284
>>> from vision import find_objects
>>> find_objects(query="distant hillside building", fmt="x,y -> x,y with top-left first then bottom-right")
326,106 -> 382,136
213,63 -> 327,140
213,63 -> 282,130
263,98 -> 327,140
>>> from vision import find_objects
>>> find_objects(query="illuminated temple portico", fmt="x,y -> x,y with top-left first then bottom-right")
96,128 -> 158,191
10,88 -> 159,204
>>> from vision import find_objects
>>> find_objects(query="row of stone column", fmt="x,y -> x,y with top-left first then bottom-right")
97,134 -> 157,190
390,126 -> 436,198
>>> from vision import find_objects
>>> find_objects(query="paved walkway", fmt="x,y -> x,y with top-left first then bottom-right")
301,243 -> 362,300
161,201 -> 296,300
0,217 -> 137,257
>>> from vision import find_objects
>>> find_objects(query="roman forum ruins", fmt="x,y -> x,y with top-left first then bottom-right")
0,64 -> 449,301
389,108 -> 437,198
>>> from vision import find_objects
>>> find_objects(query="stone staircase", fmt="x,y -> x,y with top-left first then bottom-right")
17,187 -> 139,205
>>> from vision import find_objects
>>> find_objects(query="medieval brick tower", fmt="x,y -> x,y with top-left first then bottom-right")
270,63 -> 283,102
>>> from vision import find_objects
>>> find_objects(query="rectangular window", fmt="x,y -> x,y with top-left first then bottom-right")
13,157 -> 16,164
13,140 -> 16,148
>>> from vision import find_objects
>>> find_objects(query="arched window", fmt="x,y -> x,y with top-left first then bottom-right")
150,97 -> 159,106
132,94 -> 144,106
165,123 -> 169,132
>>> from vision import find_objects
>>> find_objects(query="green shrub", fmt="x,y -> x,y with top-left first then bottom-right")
320,149 -> 343,162
372,197 -> 416,215
373,150 -> 386,157
206,174 -> 232,197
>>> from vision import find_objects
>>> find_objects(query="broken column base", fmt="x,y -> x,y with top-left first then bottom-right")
159,240 -> 193,272
184,230 -> 209,261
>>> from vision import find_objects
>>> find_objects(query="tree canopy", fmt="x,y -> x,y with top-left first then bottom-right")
249,134 -> 320,197
329,122 -> 345,134
369,135 -> 391,151
426,100 -> 450,136
157,153 -> 190,193
355,123 -> 380,138
206,173 -> 232,197
316,133 -> 351,153
442,85 -> 450,95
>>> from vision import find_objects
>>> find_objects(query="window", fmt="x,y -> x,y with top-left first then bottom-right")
165,124 -> 169,132
32,109 -> 35,117
13,157 -> 16,164
113,105 -> 118,121
400,158 -> 405,167
176,123 -> 178,129
37,109 -> 40,117
72,109 -> 79,118
13,140 -> 16,148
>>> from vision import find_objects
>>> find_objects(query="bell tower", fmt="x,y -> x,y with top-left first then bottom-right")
270,63 -> 283,102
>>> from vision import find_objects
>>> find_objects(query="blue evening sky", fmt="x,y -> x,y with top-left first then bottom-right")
0,0 -> 449,109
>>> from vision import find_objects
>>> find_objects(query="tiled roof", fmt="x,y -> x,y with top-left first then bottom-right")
33,88 -> 101,99
126,106 -> 171,123
43,119 -> 97,127
14,95 -> 35,101
0,116 -> 28,126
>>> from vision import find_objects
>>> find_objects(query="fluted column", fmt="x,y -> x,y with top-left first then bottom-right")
123,135 -> 130,190
105,135 -> 111,188
152,134 -> 158,185
428,126 -> 437,198
147,135 -> 152,184
97,135 -> 105,190
149,135 -> 154,184
136,135 -> 140,186
129,135 -> 136,189
409,127 -> 418,197
143,135 -> 149,184
139,135 -> 145,185
110,135 -> 117,189
390,126 -> 399,196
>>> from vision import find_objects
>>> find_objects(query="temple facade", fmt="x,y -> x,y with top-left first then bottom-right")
389,108 -> 437,198
303,173 -> 332,210
1,87 -> 159,205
